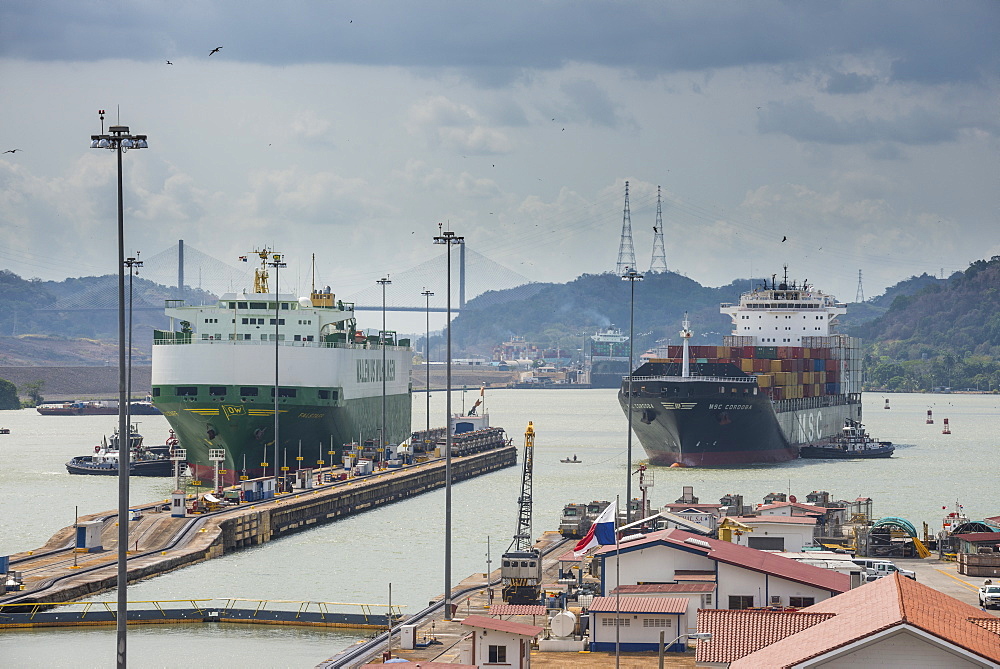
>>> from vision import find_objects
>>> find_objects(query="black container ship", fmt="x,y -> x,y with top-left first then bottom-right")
619,272 -> 862,466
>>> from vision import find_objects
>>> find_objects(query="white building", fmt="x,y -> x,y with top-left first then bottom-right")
595,529 -> 848,611
608,583 -> 716,635
588,596 -> 689,652
731,515 -> 817,552
461,614 -> 541,669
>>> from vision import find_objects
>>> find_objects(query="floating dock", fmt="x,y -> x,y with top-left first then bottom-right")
1,445 -> 516,607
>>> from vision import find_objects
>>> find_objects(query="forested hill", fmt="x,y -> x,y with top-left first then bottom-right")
851,256 -> 1000,391
452,270 -> 742,354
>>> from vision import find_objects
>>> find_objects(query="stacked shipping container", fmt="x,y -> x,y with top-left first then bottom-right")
647,335 -> 861,402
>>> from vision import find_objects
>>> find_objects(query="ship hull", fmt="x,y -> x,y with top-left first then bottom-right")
152,340 -> 412,485
620,379 -> 860,466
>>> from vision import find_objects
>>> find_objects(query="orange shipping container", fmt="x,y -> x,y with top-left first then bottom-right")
757,374 -> 773,388
741,359 -> 754,373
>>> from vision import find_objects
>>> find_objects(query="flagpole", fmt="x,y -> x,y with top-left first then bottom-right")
615,494 -> 621,669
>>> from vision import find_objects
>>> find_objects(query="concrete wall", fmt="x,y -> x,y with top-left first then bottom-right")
716,562 -> 834,609
590,610 -> 686,652
601,546 -> 714,593
734,522 -> 815,552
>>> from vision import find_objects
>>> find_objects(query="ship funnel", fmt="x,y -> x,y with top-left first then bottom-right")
680,312 -> 693,378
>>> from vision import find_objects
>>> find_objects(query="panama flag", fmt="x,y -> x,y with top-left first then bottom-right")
573,499 -> 617,556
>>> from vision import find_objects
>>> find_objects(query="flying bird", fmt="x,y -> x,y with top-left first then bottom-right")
209,46 -> 223,56
781,236 -> 787,242
3,149 -> 21,154
166,60 -> 173,65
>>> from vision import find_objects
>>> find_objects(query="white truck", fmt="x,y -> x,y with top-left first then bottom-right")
853,558 -> 916,581
979,584 -> 1000,609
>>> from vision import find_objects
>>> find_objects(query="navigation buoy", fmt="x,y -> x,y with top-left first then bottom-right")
942,418 -> 951,435
926,409 -> 934,424
884,398 -> 890,410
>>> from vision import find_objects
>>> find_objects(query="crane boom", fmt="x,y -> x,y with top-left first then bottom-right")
509,421 -> 535,552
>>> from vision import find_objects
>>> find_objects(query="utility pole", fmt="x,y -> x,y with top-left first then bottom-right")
649,186 -> 667,273
615,181 -> 636,275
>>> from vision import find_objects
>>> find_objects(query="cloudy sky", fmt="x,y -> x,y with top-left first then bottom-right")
1,1 -> 997,324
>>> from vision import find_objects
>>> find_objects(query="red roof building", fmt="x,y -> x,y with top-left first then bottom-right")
461,614 -> 541,669
695,573 -> 1000,667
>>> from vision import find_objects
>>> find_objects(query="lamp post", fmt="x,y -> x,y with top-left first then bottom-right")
378,276 -> 391,465
89,110 -> 148,669
267,252 -> 286,487
622,267 -> 643,524
124,254 -> 142,469
659,632 -> 712,666
422,288 -> 434,440
433,224 -> 463,620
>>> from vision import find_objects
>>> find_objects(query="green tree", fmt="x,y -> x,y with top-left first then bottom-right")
0,378 -> 20,410
19,380 -> 44,407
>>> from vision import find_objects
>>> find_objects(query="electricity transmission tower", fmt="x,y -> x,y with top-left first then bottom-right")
855,269 -> 864,303
615,181 -> 636,274
649,185 -> 667,273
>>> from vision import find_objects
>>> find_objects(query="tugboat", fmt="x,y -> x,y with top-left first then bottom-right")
798,419 -> 894,459
66,425 -> 175,476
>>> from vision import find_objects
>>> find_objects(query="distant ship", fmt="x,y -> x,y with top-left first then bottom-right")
151,250 -> 413,484
620,269 -> 862,466
37,399 -> 161,416
588,327 -> 632,388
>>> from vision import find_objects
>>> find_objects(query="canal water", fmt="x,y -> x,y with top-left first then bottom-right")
0,390 -> 997,667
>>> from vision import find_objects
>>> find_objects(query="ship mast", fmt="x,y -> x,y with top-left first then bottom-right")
680,312 -> 693,378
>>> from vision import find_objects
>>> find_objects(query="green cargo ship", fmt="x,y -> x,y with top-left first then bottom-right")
151,251 -> 412,484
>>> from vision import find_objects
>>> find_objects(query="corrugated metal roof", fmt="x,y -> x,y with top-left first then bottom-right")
460,614 -> 542,637
588,596 -> 688,614
488,604 -> 546,616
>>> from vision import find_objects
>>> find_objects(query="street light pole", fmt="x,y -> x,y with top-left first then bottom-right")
621,267 -> 643,524
89,111 -> 148,669
378,276 -> 391,465
267,252 -> 286,487
125,254 -> 143,457
433,224 -> 463,621
422,288 -> 434,440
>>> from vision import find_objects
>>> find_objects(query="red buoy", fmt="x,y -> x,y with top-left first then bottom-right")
942,418 -> 951,435
926,409 -> 934,424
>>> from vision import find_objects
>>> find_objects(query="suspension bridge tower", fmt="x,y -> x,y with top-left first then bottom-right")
615,181 -> 636,274
649,186 -> 667,273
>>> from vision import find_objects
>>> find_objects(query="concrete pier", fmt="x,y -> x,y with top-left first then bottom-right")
1,445 -> 516,607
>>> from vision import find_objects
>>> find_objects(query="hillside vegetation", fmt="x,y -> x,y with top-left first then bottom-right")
851,256 -> 1000,392
1,257 -> 998,393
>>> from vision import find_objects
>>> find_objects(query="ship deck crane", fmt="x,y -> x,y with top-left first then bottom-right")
501,422 -> 542,604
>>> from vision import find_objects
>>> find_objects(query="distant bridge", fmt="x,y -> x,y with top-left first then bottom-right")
42,241 -> 540,315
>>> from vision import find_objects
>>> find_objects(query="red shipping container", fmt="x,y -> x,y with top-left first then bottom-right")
743,346 -> 755,359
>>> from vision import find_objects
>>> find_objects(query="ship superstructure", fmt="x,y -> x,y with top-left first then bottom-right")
588,327 -> 631,388
151,252 -> 412,483
619,270 -> 862,465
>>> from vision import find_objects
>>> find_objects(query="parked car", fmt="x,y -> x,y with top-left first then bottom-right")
853,559 -> 916,581
979,584 -> 1000,609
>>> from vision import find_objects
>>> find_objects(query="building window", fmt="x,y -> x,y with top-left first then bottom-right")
643,618 -> 671,628
601,618 -> 630,627
789,597 -> 815,607
488,645 -> 507,663
729,595 -> 754,610
702,593 -> 713,606
151,388 -> 160,397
